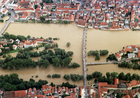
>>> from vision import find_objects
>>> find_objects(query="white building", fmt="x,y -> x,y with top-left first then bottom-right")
128,53 -> 135,59
24,40 -> 37,48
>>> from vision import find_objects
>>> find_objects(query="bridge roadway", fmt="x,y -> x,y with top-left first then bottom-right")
86,61 -> 117,65
0,9 -> 15,36
83,27 -> 88,98
0,21 -> 11,36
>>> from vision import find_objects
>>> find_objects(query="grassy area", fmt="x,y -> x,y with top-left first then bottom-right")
6,49 -> 19,54
5,45 -> 44,55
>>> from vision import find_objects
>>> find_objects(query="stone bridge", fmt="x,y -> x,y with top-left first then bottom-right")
86,62 -> 117,65
83,27 -> 88,98
0,21 -> 11,36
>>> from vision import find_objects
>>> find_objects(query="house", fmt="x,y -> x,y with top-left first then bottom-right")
14,90 -> 27,97
3,42 -> 7,46
24,40 -> 37,48
0,39 -> 7,43
0,90 -> 3,95
2,9 -> 8,14
7,39 -> 14,44
15,39 -> 20,44
0,45 -> 3,48
115,53 -> 121,61
36,39 -> 44,43
19,42 -> 24,48
13,45 -> 17,50
128,53 -> 135,58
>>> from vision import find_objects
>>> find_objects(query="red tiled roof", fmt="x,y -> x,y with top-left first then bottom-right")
15,90 -> 27,97
116,53 -> 120,58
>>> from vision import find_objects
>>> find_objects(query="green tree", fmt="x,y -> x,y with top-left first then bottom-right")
106,72 -> 111,79
8,12 -> 11,15
118,72 -> 125,80
111,72 -> 118,79
62,57 -> 72,66
27,35 -> 31,39
40,16 -> 45,22
34,5 -> 38,9
48,37 -> 52,40
42,60 -> 50,68
66,42 -> 71,47
63,74 -> 70,80
116,93 -> 121,98
3,82 -> 12,91
47,74 -> 51,78
52,57 -> 60,67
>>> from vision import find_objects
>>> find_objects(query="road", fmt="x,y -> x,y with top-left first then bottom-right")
83,27 -> 88,98
0,9 -> 15,36
8,9 -> 15,22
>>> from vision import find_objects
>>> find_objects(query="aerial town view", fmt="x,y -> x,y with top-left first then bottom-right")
0,0 -> 140,98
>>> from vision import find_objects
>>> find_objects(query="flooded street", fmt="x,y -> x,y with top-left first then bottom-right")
4,23 -> 84,85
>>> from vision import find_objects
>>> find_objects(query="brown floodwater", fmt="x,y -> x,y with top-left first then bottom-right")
86,29 -> 140,62
2,23 -> 140,86
86,64 -> 140,86
4,23 -> 84,85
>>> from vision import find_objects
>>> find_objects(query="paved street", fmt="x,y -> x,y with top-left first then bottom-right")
0,9 -> 15,36
83,27 -> 88,98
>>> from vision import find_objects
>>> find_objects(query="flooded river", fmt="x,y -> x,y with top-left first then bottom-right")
2,23 -> 140,86
4,23 -> 84,85
86,29 -> 140,62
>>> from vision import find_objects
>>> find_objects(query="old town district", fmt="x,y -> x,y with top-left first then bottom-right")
0,0 -> 140,30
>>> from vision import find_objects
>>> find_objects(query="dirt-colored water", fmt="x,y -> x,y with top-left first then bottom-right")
4,23 -> 84,85
3,23 -> 140,86
86,64 -> 140,86
86,29 -> 140,62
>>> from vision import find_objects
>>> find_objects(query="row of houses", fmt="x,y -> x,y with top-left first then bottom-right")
13,0 -> 140,30
2,79 -> 140,98
0,38 -> 54,52
98,78 -> 140,98
2,85 -> 96,98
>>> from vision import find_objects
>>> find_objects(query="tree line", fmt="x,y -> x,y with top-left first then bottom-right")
106,54 -> 117,61
63,74 -> 83,81
0,73 -> 48,91
0,73 -> 78,91
118,60 -> 140,70
87,71 -> 140,84
88,50 -> 109,60
0,47 -> 80,70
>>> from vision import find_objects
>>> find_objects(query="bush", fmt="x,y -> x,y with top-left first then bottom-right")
95,55 -> 100,60
3,54 -> 6,58
100,50 -> 109,56
68,62 -> 80,68
0,19 -> 4,22
52,74 -> 61,78
106,54 -> 117,61
63,74 -> 70,80
66,42 -> 71,47
35,75 -> 38,78
47,74 -> 51,78
70,74 -> 83,81
8,12 -> 11,15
